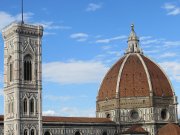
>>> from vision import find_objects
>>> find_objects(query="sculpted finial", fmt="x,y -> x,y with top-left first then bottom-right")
131,24 -> 134,32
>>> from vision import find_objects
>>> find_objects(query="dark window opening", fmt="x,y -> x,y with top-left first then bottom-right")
75,131 -> 81,135
44,131 -> 51,135
106,113 -> 110,118
23,98 -> 27,114
103,131 -> 107,135
30,99 -> 34,114
24,129 -> 28,135
161,109 -> 167,120
31,129 -> 34,135
10,63 -> 13,82
24,55 -> 32,81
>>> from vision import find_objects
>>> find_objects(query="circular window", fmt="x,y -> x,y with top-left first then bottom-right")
130,110 -> 139,120
161,109 -> 169,120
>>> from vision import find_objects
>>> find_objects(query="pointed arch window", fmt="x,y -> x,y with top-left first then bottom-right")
10,63 -> 13,82
23,98 -> 27,114
8,102 -> 10,114
30,98 -> 34,114
11,101 -> 14,113
24,129 -> 28,135
31,129 -> 35,135
24,55 -> 32,81
44,131 -> 51,135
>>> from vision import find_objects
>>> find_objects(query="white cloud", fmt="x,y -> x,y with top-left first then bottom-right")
44,95 -> 73,102
140,36 -> 152,41
160,52 -> 177,58
59,107 -> 95,117
43,32 -> 56,36
0,11 -> 33,30
141,39 -> 161,45
96,35 -> 127,44
70,33 -> 89,42
163,41 -> 180,47
86,3 -> 102,12
43,110 -> 57,116
163,3 -> 180,16
43,60 -> 109,84
159,61 -> 180,82
43,107 -> 95,117
36,21 -> 71,30
144,50 -> 159,54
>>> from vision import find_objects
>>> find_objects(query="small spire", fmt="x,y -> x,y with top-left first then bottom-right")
126,24 -> 143,54
131,24 -> 134,32
21,0 -> 24,24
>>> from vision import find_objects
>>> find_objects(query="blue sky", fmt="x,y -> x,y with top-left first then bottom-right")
0,0 -> 180,117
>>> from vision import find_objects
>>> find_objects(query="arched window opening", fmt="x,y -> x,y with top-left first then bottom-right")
106,113 -> 110,118
102,131 -> 107,135
11,101 -> 14,113
30,99 -> 34,114
31,129 -> 35,135
24,129 -> 28,135
8,102 -> 10,114
44,131 -> 51,135
10,63 -> 13,82
24,55 -> 32,81
23,98 -> 27,114
75,131 -> 81,135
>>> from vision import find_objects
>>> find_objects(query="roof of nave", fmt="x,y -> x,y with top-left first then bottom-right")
42,116 -> 114,124
0,115 -> 114,124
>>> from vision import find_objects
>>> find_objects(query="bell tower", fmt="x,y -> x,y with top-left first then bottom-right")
2,22 -> 43,135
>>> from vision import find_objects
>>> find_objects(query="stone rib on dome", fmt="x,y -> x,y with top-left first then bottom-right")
98,56 -> 125,101
97,53 -> 174,101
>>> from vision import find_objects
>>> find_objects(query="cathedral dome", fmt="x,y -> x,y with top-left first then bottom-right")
97,25 -> 174,101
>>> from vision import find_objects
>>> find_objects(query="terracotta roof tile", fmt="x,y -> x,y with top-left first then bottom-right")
123,125 -> 148,134
98,56 -> 125,101
142,55 -> 173,97
119,54 -> 149,97
0,115 -> 114,124
0,115 -> 3,121
43,116 -> 114,123
157,123 -> 180,135
98,53 -> 173,101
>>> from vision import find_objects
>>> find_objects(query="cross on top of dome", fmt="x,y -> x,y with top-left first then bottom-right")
126,24 -> 143,54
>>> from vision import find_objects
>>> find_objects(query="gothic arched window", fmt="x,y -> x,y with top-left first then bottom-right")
44,131 -> 51,135
102,131 -> 107,135
24,55 -> 32,81
10,63 -> 13,82
11,101 -> 14,113
8,102 -> 10,114
24,129 -> 28,135
75,131 -> 81,135
30,98 -> 34,114
23,98 -> 27,114
31,129 -> 35,135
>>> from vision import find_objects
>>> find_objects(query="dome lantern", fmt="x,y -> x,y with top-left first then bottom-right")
126,24 -> 143,54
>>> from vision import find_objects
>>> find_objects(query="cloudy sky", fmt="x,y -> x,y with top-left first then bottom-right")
0,0 -> 180,117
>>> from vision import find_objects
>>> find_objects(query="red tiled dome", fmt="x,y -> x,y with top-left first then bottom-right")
97,53 -> 174,101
